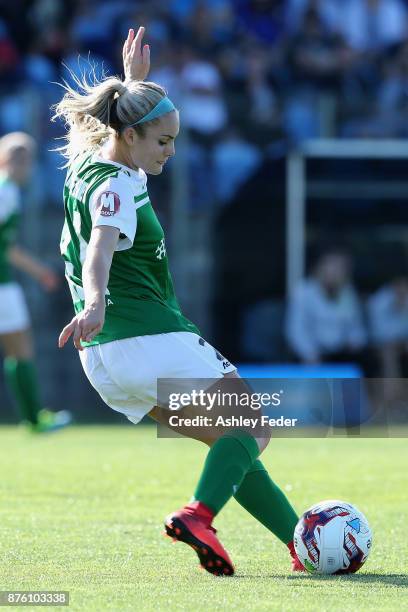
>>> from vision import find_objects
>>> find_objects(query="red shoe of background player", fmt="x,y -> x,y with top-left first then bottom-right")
287,540 -> 306,572
165,501 -> 235,576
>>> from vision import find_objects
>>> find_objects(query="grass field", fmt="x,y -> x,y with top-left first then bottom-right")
0,425 -> 407,611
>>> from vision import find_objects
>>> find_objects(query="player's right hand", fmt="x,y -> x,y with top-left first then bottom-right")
123,26 -> 150,82
58,304 -> 105,350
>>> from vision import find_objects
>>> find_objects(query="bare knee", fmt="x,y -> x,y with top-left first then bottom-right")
256,432 -> 271,454
223,371 -> 272,454
0,330 -> 33,359
148,405 -> 213,446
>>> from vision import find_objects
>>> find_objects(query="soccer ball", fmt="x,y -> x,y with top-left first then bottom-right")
294,499 -> 372,574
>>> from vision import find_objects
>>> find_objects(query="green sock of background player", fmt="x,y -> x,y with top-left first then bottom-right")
233,459 -> 299,544
4,357 -> 42,425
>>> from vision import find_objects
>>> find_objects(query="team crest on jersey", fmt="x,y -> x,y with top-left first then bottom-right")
156,238 -> 166,260
97,191 -> 120,217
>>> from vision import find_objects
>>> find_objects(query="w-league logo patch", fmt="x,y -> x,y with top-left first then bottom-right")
97,191 -> 120,217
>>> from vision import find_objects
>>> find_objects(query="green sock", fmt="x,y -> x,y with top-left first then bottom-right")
4,358 -> 42,425
233,459 -> 299,544
193,431 -> 260,514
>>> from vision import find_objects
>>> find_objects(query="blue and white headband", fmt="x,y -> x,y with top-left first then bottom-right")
125,96 -> 176,128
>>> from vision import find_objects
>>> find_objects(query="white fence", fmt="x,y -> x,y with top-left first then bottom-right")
286,139 -> 408,296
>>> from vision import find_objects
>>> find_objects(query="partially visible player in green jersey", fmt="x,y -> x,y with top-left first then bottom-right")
56,27 -> 303,575
0,132 -> 71,432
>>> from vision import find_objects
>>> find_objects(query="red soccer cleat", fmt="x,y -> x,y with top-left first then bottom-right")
287,540 -> 306,572
164,501 -> 235,577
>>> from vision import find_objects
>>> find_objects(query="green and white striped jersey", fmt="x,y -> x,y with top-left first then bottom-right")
0,174 -> 20,284
60,153 -> 199,346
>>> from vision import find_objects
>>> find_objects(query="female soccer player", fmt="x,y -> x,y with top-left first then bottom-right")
0,132 -> 71,432
57,27 -> 303,576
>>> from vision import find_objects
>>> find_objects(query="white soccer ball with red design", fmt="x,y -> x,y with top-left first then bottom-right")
293,499 -> 372,574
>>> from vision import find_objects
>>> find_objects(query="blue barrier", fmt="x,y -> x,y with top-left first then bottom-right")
236,363 -> 362,378
235,363 -> 370,428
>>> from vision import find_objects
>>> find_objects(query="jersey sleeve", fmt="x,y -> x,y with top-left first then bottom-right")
89,175 -> 145,251
0,181 -> 20,224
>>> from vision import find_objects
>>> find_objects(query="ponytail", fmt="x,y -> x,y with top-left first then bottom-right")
52,69 -> 166,165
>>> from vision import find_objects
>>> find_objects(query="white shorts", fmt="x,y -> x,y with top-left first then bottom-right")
0,282 -> 30,334
79,332 -> 236,424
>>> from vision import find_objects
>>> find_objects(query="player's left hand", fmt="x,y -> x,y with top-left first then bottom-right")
123,26 -> 150,82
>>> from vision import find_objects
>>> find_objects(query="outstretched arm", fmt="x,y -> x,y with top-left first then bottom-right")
58,226 -> 119,350
123,26 -> 150,83
8,245 -> 59,291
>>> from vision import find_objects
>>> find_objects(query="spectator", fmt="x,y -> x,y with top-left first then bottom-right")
181,58 -> 227,136
288,8 -> 353,92
168,0 -> 232,25
285,0 -> 342,34
0,19 -> 21,86
246,46 -> 280,128
375,41 -> 408,136
181,57 -> 228,209
286,249 -> 369,369
325,0 -> 408,53
183,2 -> 233,56
284,6 -> 354,142
368,276 -> 408,379
234,0 -> 287,45
286,0 -> 408,53
68,0 -> 117,61
342,40 -> 408,138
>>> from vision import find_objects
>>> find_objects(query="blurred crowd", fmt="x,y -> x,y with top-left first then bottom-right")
3,0 -> 408,206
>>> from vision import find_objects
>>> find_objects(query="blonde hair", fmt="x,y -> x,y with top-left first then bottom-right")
0,132 -> 36,164
52,72 -> 166,165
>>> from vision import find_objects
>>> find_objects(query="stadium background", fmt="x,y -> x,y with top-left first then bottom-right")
1,0 -> 408,422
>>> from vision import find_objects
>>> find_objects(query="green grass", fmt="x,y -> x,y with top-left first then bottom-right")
0,425 -> 407,611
